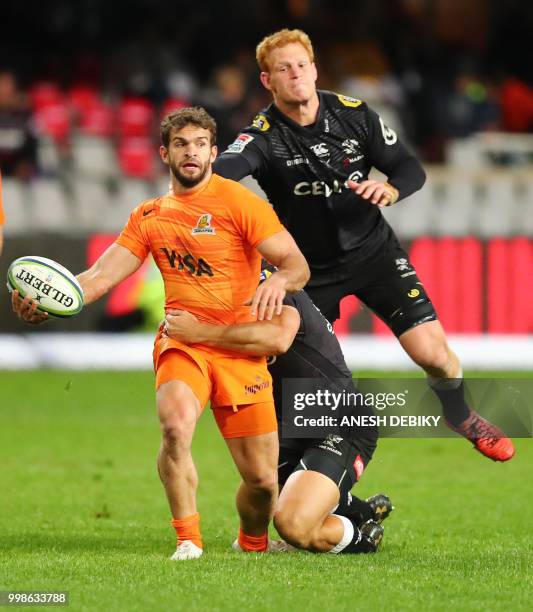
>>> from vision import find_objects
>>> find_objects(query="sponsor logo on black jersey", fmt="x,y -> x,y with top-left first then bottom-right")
160,248 -> 214,276
286,156 -> 310,167
225,133 -> 254,154
342,139 -> 360,155
337,94 -> 362,108
379,116 -> 398,145
293,171 -> 363,197
252,114 -> 270,131
310,142 -> 329,158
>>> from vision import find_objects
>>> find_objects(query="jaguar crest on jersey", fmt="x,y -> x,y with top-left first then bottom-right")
191,213 -> 216,235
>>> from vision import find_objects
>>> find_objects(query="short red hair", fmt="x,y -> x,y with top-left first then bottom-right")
256,29 -> 314,72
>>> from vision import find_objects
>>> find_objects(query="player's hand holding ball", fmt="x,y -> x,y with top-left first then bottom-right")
11,290 -> 50,324
7,256 -> 84,324
348,179 -> 399,208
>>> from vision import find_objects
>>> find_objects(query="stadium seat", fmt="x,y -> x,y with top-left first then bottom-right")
117,97 -> 155,139
435,173 -> 476,236
476,175 -> 515,237
1,178 -> 29,235
71,177 -> 113,230
71,134 -> 118,179
28,81 -> 63,110
108,178 -> 154,230
382,185 -> 433,238
78,99 -> 115,138
518,176 -> 533,236
34,101 -> 71,143
67,85 -> 99,118
118,137 -> 155,179
30,179 -> 71,231
160,96 -> 189,120
239,175 -> 267,200
37,136 -> 62,176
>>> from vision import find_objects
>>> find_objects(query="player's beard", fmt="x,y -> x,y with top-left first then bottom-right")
170,160 -> 209,188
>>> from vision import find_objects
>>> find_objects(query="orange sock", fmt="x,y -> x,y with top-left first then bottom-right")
238,528 -> 268,552
171,513 -> 202,548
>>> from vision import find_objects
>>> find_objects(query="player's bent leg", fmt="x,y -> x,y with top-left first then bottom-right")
399,320 -> 515,462
274,470 -> 340,551
274,470 -> 383,554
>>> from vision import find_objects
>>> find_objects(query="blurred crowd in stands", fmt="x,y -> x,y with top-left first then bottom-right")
1,0 -> 533,182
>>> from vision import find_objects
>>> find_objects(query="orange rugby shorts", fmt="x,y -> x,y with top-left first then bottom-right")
155,344 -> 277,439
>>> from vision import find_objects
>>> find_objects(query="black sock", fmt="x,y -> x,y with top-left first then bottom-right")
428,378 -> 471,426
336,492 -> 374,525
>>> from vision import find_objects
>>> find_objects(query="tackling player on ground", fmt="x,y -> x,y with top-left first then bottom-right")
165,269 -> 393,555
12,107 -> 310,560
213,28 -> 514,462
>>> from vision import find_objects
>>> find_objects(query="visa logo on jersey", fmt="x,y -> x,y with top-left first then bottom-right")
160,248 -> 214,276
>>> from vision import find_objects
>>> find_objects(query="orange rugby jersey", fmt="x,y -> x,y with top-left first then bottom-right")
116,174 -> 285,325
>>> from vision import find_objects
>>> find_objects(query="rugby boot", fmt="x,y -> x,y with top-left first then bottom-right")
366,493 -> 394,523
446,410 -> 515,462
170,540 -> 203,560
358,520 -> 384,553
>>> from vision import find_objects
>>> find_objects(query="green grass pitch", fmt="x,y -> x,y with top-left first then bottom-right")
1,370 -> 532,611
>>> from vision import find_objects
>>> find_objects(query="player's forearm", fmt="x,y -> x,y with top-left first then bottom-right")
76,265 -> 115,305
386,155 -> 426,201
273,252 -> 310,292
191,320 -> 291,356
77,243 -> 143,305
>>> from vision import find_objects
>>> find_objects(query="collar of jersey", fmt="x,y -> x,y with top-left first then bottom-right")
167,174 -> 213,200
270,90 -> 326,136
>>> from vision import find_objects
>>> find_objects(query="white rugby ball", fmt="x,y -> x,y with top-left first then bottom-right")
7,256 -> 84,318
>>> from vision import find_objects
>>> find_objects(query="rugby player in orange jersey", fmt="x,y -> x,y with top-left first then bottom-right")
12,107 -> 310,560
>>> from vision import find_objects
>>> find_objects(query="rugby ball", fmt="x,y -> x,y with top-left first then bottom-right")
7,256 -> 84,318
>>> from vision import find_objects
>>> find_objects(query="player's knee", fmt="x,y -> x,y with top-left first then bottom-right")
243,468 -> 278,495
158,406 -> 196,447
160,418 -> 195,449
157,386 -> 197,445
408,340 -> 451,373
273,510 -> 313,549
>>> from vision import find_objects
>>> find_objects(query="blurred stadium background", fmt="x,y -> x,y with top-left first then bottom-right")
1,0 -> 532,367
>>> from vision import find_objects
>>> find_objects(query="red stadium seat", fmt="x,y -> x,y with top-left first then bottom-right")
79,99 -> 115,137
34,101 -> 71,143
117,97 -> 155,138
28,81 -> 63,110
68,85 -> 99,116
118,137 -> 155,179
160,97 -> 189,120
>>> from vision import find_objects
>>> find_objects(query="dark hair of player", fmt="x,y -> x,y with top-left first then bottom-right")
160,107 -> 217,147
